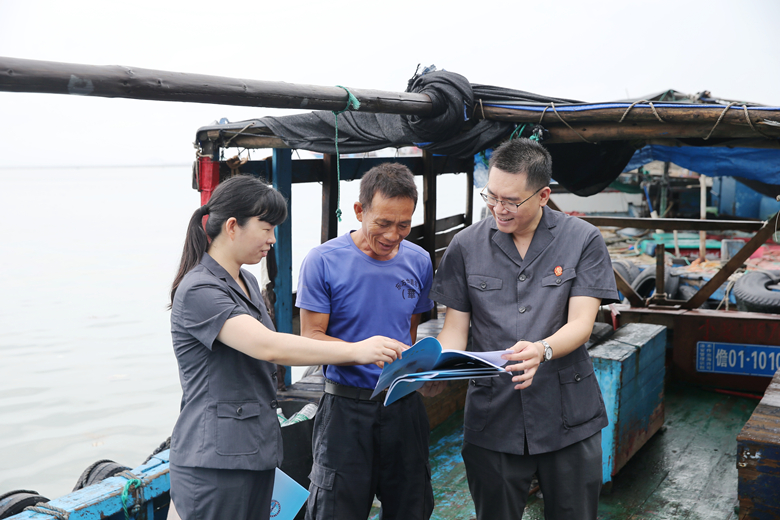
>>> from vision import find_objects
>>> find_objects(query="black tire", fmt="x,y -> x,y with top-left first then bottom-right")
733,270 -> 780,314
143,437 -> 171,464
72,460 -> 130,492
677,284 -> 709,309
0,490 -> 49,519
612,259 -> 640,285
630,266 -> 680,299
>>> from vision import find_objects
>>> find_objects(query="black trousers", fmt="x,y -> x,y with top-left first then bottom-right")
170,462 -> 275,520
305,392 -> 434,520
461,431 -> 602,520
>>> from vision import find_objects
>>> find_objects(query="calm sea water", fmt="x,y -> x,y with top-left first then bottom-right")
0,165 -> 475,499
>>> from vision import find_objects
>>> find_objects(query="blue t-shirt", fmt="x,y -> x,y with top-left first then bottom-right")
296,232 -> 434,389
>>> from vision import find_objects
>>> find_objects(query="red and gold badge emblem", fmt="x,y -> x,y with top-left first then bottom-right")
554,266 -> 563,277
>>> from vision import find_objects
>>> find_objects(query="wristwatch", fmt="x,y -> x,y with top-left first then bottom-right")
538,340 -> 553,364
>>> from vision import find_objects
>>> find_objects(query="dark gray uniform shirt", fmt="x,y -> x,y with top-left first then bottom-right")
430,207 -> 619,456
170,253 -> 282,471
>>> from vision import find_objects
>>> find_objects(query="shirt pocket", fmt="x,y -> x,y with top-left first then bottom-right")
541,267 -> 577,288
216,401 -> 262,455
467,274 -> 503,293
464,377 -> 494,432
558,360 -> 604,428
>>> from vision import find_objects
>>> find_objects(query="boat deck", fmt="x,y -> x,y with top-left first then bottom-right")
369,382 -> 757,520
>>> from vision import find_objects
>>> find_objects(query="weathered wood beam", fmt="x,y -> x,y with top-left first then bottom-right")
0,56 -> 432,115
480,104 -> 780,126
540,121 -> 780,144
321,154 -> 339,243
578,216 -> 764,233
423,150 -> 437,267
682,213 -> 780,309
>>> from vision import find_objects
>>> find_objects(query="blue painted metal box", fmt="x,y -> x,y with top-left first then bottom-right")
589,323 -> 667,484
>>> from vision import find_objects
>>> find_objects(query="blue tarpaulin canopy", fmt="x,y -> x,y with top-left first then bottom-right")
624,144 -> 780,185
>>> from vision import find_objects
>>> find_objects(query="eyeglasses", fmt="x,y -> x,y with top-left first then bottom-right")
480,186 -> 543,213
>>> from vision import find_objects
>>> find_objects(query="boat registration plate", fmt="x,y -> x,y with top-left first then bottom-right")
696,341 -> 780,377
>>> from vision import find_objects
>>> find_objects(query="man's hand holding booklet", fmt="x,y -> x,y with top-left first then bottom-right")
371,337 -> 510,405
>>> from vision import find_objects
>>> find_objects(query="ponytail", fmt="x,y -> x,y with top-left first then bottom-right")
170,205 -> 210,306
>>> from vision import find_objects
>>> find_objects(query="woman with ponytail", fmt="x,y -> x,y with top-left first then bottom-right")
168,175 -> 405,520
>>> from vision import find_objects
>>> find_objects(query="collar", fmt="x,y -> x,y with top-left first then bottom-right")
200,252 -> 264,313
489,206 -> 560,269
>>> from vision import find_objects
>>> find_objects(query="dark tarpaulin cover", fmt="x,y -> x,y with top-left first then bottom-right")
205,70 -> 640,196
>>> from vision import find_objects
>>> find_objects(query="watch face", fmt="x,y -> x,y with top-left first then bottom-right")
544,345 -> 553,361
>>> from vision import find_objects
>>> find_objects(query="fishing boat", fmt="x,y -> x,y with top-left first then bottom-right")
1,56 -> 779,520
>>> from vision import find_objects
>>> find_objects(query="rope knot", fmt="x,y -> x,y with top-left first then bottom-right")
118,471 -> 146,520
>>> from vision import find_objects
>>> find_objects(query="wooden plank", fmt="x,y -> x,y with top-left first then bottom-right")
272,149 -> 294,387
422,150 -> 437,268
654,246 -> 665,300
434,225 -> 465,250
537,121 -> 780,143
737,371 -> 780,519
436,213 -> 467,231
465,164 -> 475,227
579,216 -> 764,233
683,213 -> 779,309
321,154 -> 339,243
0,56 -> 434,116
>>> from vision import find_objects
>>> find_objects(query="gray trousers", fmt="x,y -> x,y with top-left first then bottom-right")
462,431 -> 602,520
170,462 -> 275,520
305,392 -> 434,520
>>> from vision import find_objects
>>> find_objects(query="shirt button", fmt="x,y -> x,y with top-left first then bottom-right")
480,282 -> 487,289
519,307 -> 527,313
518,274 -> 527,281
470,380 -> 476,386
574,373 -> 582,382
556,278 -> 562,285
270,400 -> 279,408
236,406 -> 243,416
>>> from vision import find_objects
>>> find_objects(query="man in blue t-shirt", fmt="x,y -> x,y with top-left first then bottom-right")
297,163 -> 435,520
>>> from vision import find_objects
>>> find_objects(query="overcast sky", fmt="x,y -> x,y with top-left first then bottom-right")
1,0 -> 779,167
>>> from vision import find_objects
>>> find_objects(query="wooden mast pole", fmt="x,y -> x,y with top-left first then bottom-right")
0,56 -> 433,116
3,57 -> 779,143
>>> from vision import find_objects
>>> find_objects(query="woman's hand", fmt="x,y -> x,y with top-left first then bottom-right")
502,340 -> 544,390
353,336 -> 406,367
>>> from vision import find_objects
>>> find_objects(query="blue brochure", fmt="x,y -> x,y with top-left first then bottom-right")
270,467 -> 309,520
372,337 -> 509,405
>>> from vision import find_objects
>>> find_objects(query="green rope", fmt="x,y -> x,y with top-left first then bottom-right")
509,123 -> 527,141
332,85 -> 360,222
121,478 -> 143,520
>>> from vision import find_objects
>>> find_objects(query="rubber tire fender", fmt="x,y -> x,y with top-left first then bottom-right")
677,284 -> 709,309
733,270 -> 780,314
0,490 -> 50,519
630,266 -> 680,299
611,259 -> 640,285
72,460 -> 130,492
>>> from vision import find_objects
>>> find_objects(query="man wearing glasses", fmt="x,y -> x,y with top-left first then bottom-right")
430,138 -> 618,520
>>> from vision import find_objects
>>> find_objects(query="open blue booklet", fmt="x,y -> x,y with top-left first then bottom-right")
372,337 -> 509,406
271,467 -> 309,520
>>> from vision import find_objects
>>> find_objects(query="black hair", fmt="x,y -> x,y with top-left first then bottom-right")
489,138 -> 552,191
170,175 -> 287,305
359,162 -> 418,210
